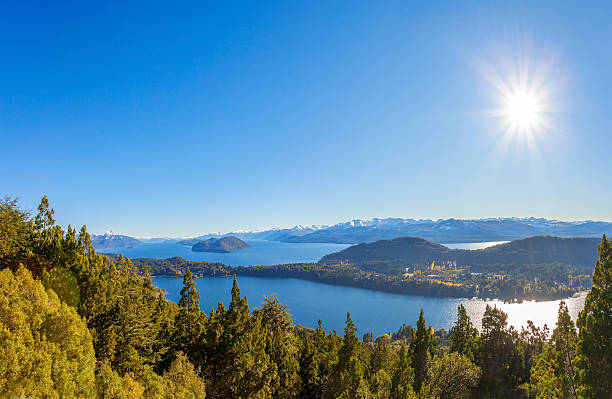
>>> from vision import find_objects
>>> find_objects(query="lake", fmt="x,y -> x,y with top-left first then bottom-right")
154,275 -> 586,337
109,239 -> 586,337
101,240 -> 350,266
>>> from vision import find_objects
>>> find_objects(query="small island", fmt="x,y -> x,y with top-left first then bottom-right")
191,236 -> 250,253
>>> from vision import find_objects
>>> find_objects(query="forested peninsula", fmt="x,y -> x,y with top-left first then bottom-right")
118,235 -> 597,302
2,196 -> 611,398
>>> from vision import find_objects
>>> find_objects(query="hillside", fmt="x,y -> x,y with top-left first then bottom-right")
320,236 -> 600,275
191,236 -> 250,253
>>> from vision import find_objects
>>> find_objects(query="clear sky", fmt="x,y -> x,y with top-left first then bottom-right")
1,1 -> 611,237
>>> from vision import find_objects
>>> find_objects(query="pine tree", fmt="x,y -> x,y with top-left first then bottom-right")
529,301 -> 580,399
256,295 -> 300,398
331,312 -> 369,398
34,195 -> 55,232
203,275 -> 274,398
390,342 -> 416,399
449,304 -> 477,358
577,235 -> 612,397
410,308 -> 436,393
474,305 -> 521,398
179,267 -> 200,312
174,267 -> 204,360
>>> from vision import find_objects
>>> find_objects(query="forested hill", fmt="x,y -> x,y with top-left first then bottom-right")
320,236 -> 600,273
192,236 -> 250,253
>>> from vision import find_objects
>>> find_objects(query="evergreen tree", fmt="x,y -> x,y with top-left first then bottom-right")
162,351 -> 207,399
178,267 -> 200,312
203,276 -> 274,398
299,320 -> 340,399
0,196 -> 34,272
389,342 -> 416,399
449,304 -> 477,358
410,308 -> 436,393
256,295 -> 301,398
331,312 -> 370,398
34,194 -> 55,232
473,305 -> 523,398
529,301 -> 579,399
577,235 -> 612,397
174,267 -> 204,359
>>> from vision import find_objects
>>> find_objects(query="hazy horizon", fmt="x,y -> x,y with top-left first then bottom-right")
86,215 -> 612,239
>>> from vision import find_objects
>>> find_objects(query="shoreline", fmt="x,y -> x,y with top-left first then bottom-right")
151,272 -> 589,304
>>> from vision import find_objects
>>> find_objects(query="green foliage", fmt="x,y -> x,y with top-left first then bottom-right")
1,197 -> 611,398
424,352 -> 480,399
527,301 -> 580,398
577,235 -> 612,397
95,361 -> 125,399
201,275 -> 275,398
389,342 -> 417,399
410,309 -> 436,393
173,267 -> 204,359
256,295 -> 301,398
332,312 -> 370,398
42,266 -> 80,308
298,320 -> 341,398
449,304 -> 477,358
473,305 -> 520,398
178,267 -> 200,312
162,352 -> 206,399
0,196 -> 33,271
0,267 -> 96,398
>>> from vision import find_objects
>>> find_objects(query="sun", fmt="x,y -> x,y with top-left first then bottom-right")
504,90 -> 540,131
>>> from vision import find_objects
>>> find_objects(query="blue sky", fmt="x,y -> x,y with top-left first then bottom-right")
1,1 -> 611,237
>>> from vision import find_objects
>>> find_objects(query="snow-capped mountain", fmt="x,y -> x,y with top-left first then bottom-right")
279,217 -> 612,244
91,233 -> 142,249
92,217 -> 612,250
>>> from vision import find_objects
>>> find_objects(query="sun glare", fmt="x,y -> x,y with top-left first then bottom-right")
504,90 -> 540,131
479,50 -> 558,152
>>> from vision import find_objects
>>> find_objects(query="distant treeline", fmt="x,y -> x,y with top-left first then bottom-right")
119,257 -> 585,302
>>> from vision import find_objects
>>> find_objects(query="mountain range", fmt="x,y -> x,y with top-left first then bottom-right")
280,217 -> 612,244
92,217 -> 612,250
91,231 -> 142,249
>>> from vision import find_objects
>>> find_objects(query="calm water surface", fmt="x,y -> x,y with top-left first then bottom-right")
102,240 -> 350,266
154,276 -> 586,337
115,240 -> 586,336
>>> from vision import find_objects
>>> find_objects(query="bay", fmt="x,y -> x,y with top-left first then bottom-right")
154,276 -> 586,337
101,240 -> 350,266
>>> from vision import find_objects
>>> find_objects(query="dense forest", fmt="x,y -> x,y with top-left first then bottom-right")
1,196 -> 611,398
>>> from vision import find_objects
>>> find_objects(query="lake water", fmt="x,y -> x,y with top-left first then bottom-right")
154,276 -> 586,337
101,240 -> 350,266
108,239 -> 586,337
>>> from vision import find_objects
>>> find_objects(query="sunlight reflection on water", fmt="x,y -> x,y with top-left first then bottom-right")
462,291 -> 587,331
